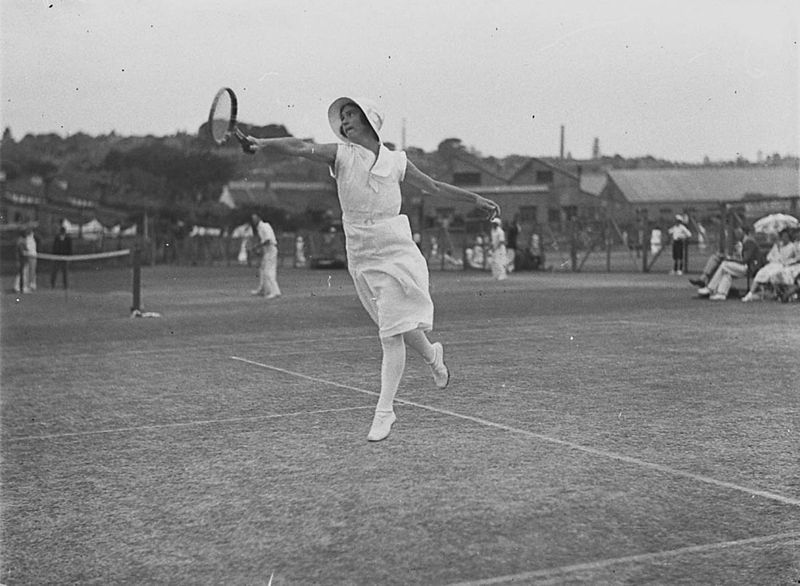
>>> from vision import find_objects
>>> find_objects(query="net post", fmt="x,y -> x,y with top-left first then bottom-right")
131,242 -> 141,314
642,227 -> 649,273
605,214 -> 612,273
683,232 -> 690,273
718,202 -> 728,255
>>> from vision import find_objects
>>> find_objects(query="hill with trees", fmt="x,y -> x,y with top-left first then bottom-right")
2,124 -> 797,234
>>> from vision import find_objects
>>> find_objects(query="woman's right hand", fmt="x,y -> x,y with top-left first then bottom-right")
234,128 -> 258,155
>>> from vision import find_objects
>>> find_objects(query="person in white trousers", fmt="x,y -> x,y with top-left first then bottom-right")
24,228 -> 38,290
696,226 -> 762,300
250,213 -> 281,300
489,218 -> 508,280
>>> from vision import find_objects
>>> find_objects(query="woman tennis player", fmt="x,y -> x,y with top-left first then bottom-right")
237,97 -> 500,441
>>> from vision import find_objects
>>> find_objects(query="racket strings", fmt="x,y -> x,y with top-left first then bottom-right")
209,89 -> 235,144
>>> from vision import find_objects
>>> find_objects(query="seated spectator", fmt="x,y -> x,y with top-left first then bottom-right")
696,226 -> 763,300
690,227 -> 745,287
741,228 -> 799,302
771,228 -> 800,302
465,235 -> 486,269
776,269 -> 800,302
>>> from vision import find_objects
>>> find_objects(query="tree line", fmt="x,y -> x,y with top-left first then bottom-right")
2,124 -> 796,234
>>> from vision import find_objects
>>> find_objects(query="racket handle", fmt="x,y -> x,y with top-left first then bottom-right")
234,127 -> 256,155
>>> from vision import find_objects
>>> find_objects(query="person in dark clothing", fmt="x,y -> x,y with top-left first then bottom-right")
50,226 -> 72,289
696,225 -> 764,300
14,230 -> 29,293
506,217 -> 520,271
667,214 -> 692,275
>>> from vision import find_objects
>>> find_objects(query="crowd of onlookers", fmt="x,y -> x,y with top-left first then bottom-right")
462,219 -> 544,277
11,215 -> 799,304
689,225 -> 799,303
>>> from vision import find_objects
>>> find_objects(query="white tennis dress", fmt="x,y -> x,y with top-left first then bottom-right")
332,143 -> 433,338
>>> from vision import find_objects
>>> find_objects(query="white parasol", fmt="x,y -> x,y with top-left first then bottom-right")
752,213 -> 799,235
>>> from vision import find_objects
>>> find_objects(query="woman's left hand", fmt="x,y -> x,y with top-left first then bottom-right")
477,196 -> 501,220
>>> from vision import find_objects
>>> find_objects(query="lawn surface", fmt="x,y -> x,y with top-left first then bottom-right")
2,264 -> 798,585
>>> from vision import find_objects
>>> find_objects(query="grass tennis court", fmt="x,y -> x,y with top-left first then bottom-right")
2,264 -> 798,585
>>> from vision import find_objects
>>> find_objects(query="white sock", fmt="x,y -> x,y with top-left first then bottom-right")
376,334 -> 406,412
403,329 -> 436,364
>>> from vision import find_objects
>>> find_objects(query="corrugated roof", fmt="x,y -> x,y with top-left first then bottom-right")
450,150 -> 507,182
580,173 -> 607,196
507,157 -> 579,183
607,167 -> 799,203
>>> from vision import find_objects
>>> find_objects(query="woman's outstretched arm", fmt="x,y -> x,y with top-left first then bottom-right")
403,160 -> 500,219
236,130 -> 337,165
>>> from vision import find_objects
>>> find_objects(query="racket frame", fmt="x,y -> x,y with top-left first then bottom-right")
208,87 -> 239,145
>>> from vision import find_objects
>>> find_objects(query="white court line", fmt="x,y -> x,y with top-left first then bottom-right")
446,531 -> 800,585
5,405 -> 373,442
231,356 -> 381,398
231,356 -> 800,508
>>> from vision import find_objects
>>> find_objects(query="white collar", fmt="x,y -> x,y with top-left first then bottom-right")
369,144 -> 394,178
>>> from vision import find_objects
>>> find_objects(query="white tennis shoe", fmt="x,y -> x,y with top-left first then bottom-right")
741,292 -> 759,302
367,410 -> 396,442
428,342 -> 450,389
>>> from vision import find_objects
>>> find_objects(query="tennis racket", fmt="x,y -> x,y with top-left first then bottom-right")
247,238 -> 273,257
207,87 -> 254,152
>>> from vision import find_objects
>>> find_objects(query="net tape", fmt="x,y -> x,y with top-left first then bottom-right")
30,249 -> 131,262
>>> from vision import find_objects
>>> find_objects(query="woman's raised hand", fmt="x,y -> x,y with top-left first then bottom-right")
234,128 -> 257,155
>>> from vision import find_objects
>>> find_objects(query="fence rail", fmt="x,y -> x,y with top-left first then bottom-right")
4,205 -> 795,276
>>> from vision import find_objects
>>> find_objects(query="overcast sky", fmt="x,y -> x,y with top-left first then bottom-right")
2,0 -> 798,162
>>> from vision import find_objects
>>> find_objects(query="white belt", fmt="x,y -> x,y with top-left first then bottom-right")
343,213 -> 396,226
